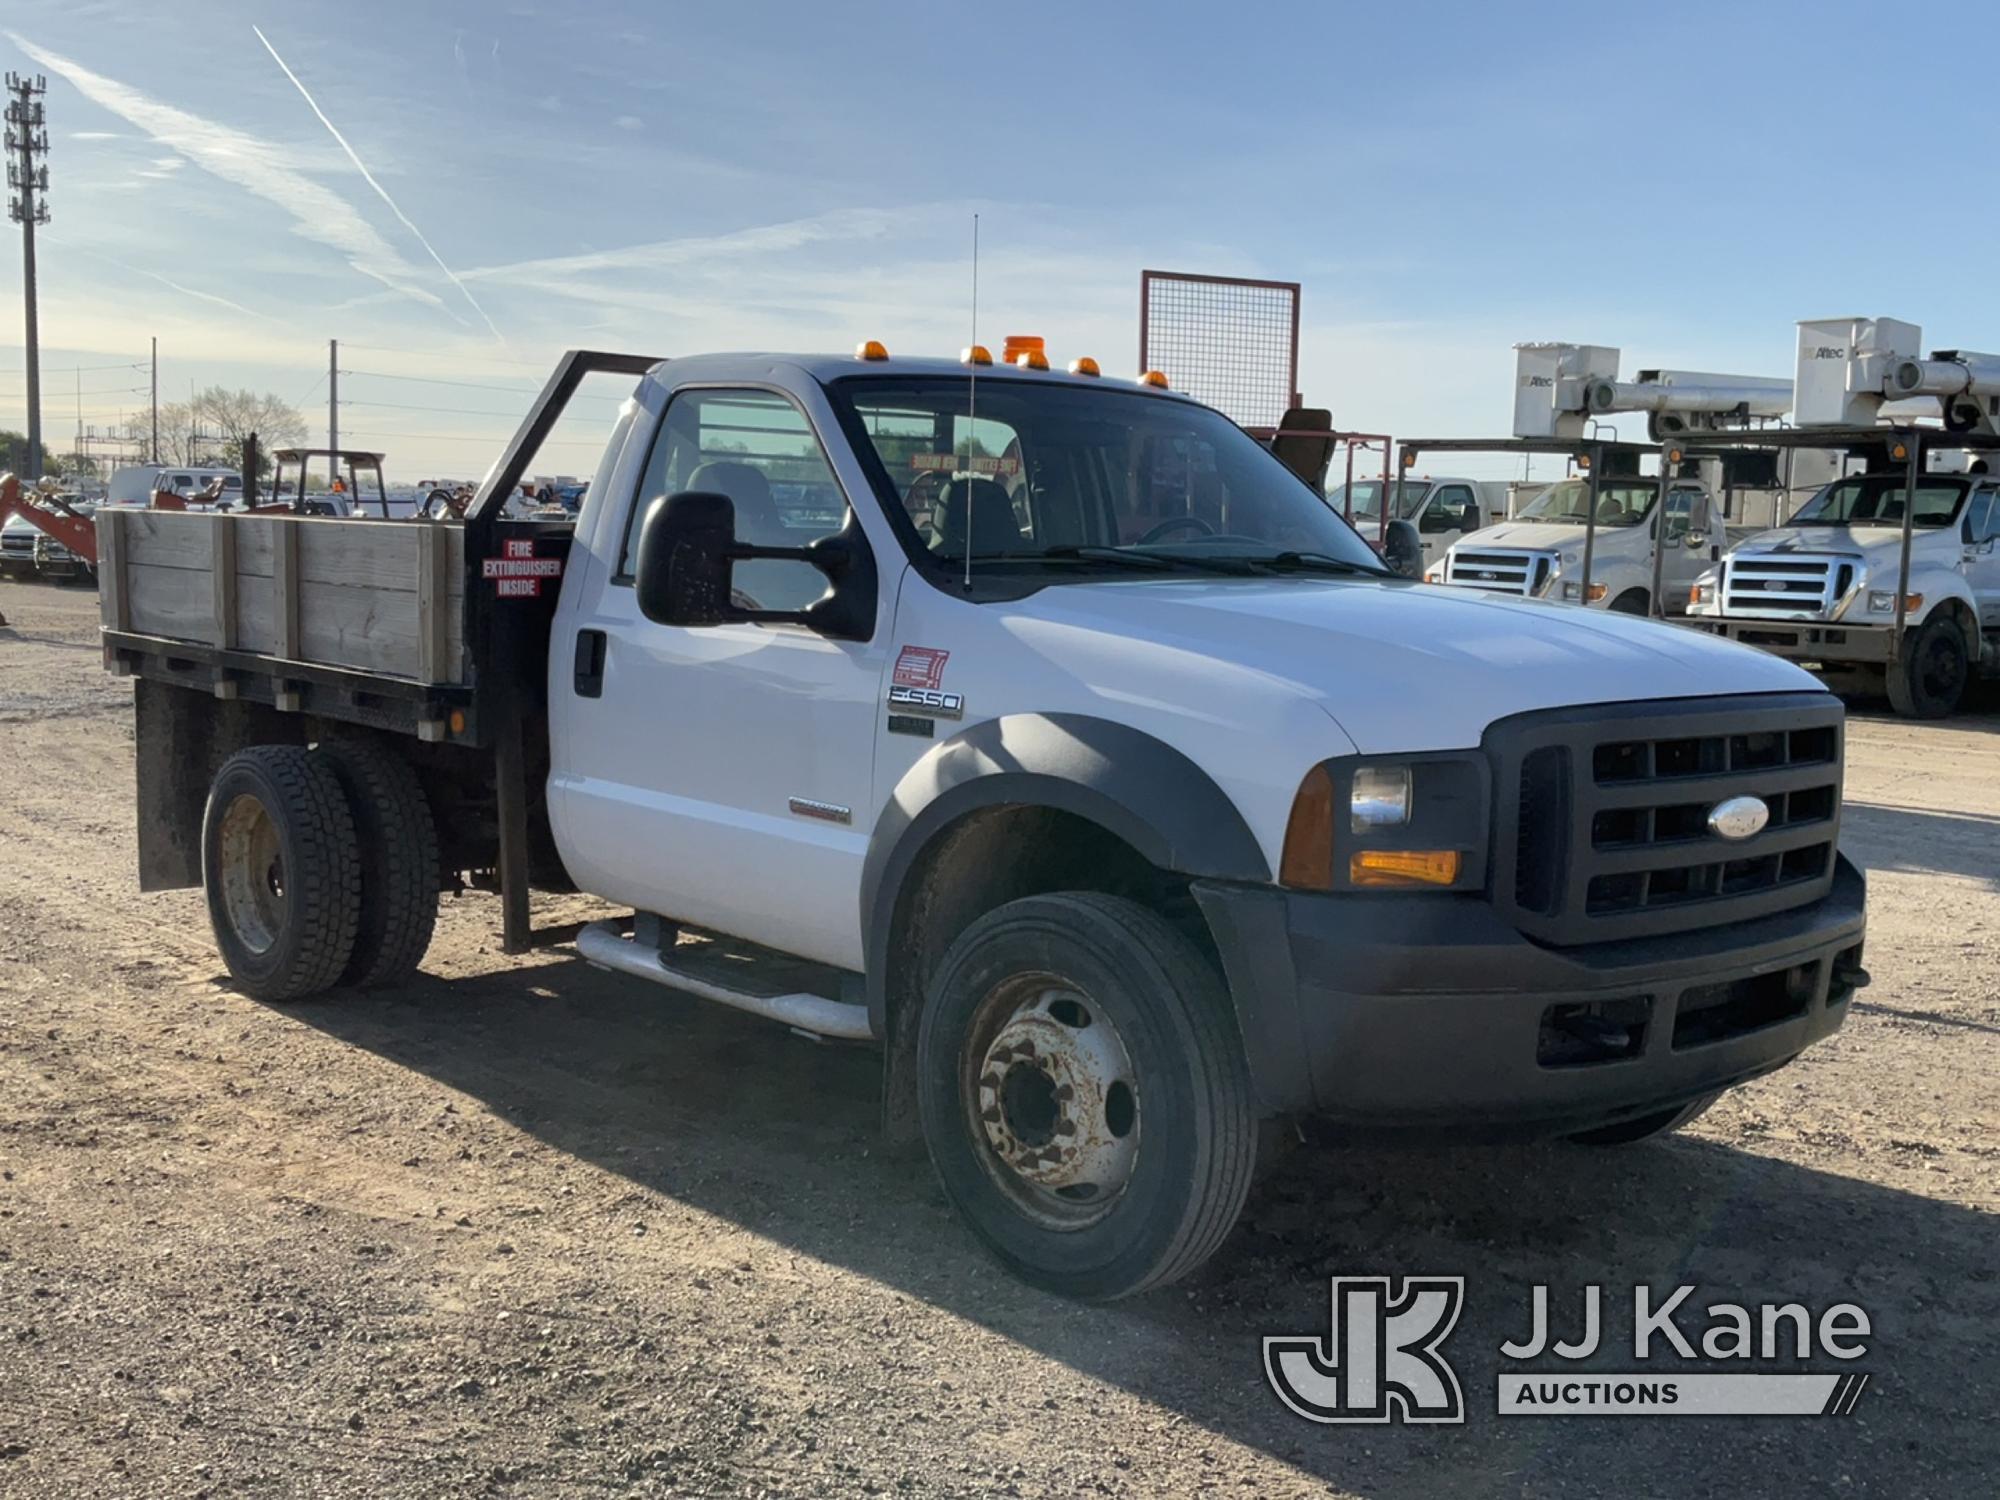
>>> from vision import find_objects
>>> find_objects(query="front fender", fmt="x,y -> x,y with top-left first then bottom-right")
859,712 -> 1270,1029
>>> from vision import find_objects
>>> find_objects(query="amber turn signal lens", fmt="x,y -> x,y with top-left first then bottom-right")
1349,849 -> 1463,888
1584,583 -> 1608,602
1279,764 -> 1337,890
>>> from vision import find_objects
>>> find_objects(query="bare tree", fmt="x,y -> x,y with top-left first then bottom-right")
190,387 -> 309,475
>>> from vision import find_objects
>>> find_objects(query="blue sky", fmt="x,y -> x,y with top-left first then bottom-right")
0,0 -> 1993,480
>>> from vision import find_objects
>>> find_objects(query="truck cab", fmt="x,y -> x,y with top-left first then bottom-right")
1432,473 -> 1716,613
88,348 -> 1870,1301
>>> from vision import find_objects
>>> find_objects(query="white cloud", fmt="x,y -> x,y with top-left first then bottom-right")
70,130 -> 123,140
616,114 -> 642,131
7,30 -> 448,315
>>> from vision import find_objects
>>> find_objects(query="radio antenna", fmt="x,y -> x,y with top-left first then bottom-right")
963,212 -> 979,591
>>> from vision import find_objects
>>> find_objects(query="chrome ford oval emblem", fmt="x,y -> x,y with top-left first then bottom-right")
1707,795 -> 1770,841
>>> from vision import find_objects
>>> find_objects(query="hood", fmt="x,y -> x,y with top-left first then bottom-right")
1451,519 -> 1651,552
1002,576 -> 1821,754
1731,526 -> 1894,560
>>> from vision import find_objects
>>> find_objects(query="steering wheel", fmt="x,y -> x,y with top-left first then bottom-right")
421,487 -> 467,520
1136,515 -> 1216,544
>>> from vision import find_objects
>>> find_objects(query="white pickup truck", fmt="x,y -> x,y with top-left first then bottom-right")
82,348 -> 1869,1299
1326,475 -> 1508,570
1430,473 -> 1719,613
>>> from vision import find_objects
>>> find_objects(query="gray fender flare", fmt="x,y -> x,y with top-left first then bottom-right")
859,712 -> 1270,1035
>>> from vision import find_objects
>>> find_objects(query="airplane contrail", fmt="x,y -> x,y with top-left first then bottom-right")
252,25 -> 506,346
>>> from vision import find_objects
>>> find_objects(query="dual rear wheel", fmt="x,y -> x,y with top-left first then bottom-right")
201,741 -> 439,1001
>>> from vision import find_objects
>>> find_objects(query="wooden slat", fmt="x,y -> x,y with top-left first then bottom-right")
416,523 -> 452,683
272,521 -> 300,660
209,516 -> 237,648
97,508 -> 129,632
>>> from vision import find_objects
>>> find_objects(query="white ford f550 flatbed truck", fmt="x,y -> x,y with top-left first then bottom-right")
81,347 -> 1869,1300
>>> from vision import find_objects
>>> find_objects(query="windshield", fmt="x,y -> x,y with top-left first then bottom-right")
1329,479 -> 1430,520
1515,477 -> 1664,528
831,376 -> 1388,577
1789,474 -> 1966,528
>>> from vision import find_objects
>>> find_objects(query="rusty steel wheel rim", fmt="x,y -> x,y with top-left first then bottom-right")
217,793 -> 286,955
962,971 -> 1141,1230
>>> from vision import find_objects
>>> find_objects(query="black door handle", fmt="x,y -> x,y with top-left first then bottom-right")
573,629 -> 606,698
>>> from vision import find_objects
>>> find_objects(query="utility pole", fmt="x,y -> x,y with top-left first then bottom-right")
150,335 -> 159,463
328,337 -> 339,492
6,72 -> 52,480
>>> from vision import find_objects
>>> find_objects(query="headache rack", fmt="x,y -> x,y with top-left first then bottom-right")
1488,693 -> 1844,945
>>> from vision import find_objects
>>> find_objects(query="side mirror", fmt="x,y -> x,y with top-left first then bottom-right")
1418,506 -> 1457,534
1383,519 -> 1423,578
634,491 -> 738,627
634,489 -> 877,640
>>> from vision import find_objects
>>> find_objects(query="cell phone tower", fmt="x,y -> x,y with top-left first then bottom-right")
6,72 -> 51,481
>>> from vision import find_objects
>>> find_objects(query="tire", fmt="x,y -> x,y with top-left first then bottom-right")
1568,1092 -> 1718,1146
916,892 -> 1257,1301
310,739 -> 440,987
1609,589 -> 1650,616
201,746 -> 363,1001
1884,612 -> 1969,719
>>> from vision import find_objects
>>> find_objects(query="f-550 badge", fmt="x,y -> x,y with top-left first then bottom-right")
887,684 -> 964,720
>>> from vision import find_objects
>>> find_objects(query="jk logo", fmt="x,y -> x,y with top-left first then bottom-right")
1264,1277 -> 1466,1424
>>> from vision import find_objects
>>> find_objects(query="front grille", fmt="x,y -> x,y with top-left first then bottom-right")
1488,694 -> 1844,945
1444,548 -> 1548,596
1720,553 -> 1858,620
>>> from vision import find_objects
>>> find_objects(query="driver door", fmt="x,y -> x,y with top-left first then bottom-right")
1658,490 -> 1709,611
1965,484 -> 2000,636
553,384 -> 889,971
1418,484 -> 1477,564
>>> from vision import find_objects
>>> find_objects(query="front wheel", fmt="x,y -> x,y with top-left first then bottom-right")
1885,612 -> 1969,719
1608,589 -> 1650,615
917,892 -> 1257,1301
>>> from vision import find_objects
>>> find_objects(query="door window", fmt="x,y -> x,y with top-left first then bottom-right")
1421,484 -> 1477,534
1964,486 -> 1999,543
619,388 -> 852,612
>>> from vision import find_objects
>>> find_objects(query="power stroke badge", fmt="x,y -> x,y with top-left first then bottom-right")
1265,1278 -> 1872,1423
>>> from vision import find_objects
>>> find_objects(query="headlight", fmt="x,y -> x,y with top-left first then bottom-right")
1561,581 -> 1579,600
1350,766 -> 1410,831
1866,590 -> 1921,614
1280,757 -> 1488,892
1561,582 -> 1608,603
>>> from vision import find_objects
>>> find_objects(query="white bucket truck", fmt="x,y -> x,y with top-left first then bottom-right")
1421,344 -> 1795,615
1687,318 -> 2000,717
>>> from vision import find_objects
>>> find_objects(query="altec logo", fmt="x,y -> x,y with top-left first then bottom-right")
1264,1277 -> 1466,1424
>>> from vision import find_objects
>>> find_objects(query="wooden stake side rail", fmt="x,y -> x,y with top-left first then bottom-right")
97,510 -> 470,690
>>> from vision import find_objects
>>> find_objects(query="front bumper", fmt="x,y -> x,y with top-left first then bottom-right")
1693,618 -> 1897,665
1193,854 -> 1866,1135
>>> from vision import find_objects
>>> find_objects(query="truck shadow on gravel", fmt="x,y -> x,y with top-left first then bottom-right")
1841,801 -> 2000,890
275,958 -> 1997,1498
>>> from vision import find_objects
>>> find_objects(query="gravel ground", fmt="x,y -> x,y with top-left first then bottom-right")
1,578 -> 1995,1499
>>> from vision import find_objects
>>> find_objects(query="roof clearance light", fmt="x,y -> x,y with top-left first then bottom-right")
1139,369 -> 1170,389
1002,334 -> 1046,364
1069,356 -> 1100,377
962,345 -> 993,367
1013,349 -> 1050,371
1890,441 -> 1909,461
856,339 -> 890,361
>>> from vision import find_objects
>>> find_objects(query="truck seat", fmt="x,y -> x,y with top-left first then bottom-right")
933,477 -> 1023,556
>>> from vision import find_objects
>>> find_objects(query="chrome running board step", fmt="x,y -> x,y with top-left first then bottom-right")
575,919 -> 873,1040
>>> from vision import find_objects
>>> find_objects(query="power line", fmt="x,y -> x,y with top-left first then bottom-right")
338,426 -> 606,448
